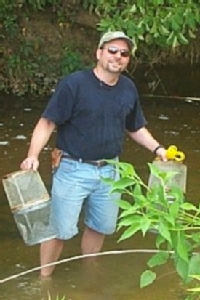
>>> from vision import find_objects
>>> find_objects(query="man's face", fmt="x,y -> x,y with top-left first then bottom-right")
96,39 -> 131,74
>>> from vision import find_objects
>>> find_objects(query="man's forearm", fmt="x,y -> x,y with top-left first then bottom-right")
127,127 -> 161,153
27,117 -> 56,158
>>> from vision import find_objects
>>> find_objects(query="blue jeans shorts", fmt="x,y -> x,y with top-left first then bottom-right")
49,157 -> 120,240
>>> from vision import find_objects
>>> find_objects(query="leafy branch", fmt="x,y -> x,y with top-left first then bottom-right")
103,160 -> 200,297
95,0 -> 200,51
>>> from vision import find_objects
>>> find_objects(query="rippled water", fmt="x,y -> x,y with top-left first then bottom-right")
0,67 -> 199,300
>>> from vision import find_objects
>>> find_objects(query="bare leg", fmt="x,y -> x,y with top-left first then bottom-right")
81,227 -> 105,262
40,238 -> 64,277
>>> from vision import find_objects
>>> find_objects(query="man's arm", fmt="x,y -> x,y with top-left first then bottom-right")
21,117 -> 56,170
127,127 -> 167,161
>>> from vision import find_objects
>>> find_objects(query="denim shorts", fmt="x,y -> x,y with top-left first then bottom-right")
49,157 -> 120,240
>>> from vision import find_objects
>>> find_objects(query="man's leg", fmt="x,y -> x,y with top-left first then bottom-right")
81,164 -> 120,261
43,158 -> 89,277
40,238 -> 64,277
81,226 -> 105,255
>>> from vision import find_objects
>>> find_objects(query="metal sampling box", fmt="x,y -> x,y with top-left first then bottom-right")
2,170 -> 55,245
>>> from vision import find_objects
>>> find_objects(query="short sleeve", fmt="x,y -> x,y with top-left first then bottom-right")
125,97 -> 147,132
42,77 -> 75,125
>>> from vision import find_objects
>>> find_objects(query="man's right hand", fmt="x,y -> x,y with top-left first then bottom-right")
20,157 -> 39,171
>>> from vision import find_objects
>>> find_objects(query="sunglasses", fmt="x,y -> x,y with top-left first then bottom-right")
103,46 -> 130,58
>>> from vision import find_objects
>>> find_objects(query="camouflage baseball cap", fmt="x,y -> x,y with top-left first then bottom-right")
98,31 -> 133,50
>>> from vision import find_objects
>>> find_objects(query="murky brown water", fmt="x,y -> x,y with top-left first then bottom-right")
0,67 -> 200,300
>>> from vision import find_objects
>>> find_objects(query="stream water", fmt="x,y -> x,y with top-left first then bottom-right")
0,66 -> 200,300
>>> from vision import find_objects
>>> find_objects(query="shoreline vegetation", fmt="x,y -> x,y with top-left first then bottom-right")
2,1 -> 200,96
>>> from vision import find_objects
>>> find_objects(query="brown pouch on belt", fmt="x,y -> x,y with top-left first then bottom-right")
51,148 -> 63,169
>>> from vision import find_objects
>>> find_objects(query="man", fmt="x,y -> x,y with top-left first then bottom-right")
21,31 -> 166,277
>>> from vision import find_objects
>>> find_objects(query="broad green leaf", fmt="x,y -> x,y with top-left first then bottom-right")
148,163 -> 162,179
118,216 -> 140,227
118,222 -> 141,241
171,19 -> 180,31
117,199 -> 132,210
159,24 -> 170,36
140,218 -> 151,235
191,232 -> 200,244
119,205 -> 140,218
133,183 -> 143,195
111,177 -> 134,190
138,34 -> 144,40
130,4 -> 137,13
163,214 -> 175,227
188,254 -> 200,277
178,33 -> 188,45
158,221 -> 172,244
156,234 -> 166,248
176,257 -> 189,282
172,35 -> 178,48
147,251 -> 169,268
181,203 -> 197,211
167,31 -> 175,45
163,205 -> 178,226
188,29 -> 196,39
133,194 -> 147,205
169,200 -> 179,220
140,270 -> 156,288
119,162 -> 135,176
177,232 -> 189,262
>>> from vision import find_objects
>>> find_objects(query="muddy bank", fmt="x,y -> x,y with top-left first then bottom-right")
2,8 -> 200,96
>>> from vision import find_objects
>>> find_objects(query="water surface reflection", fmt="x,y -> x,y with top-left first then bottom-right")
0,88 -> 200,299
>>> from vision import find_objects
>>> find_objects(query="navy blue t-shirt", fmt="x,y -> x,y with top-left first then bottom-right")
42,69 -> 147,160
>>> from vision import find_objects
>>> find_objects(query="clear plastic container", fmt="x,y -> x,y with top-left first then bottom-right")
148,160 -> 187,193
2,170 -> 56,245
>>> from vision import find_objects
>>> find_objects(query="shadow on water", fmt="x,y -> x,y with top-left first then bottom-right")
0,67 -> 200,300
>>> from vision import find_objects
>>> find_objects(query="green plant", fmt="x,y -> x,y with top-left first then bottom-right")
60,47 -> 85,76
3,14 -> 19,37
103,160 -> 200,297
2,29 -> 87,96
47,293 -> 66,300
4,47 -> 58,96
2,0 -> 200,96
96,1 -> 200,52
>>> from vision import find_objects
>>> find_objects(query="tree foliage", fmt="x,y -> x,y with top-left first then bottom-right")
1,0 -> 200,95
2,0 -> 200,50
103,160 -> 200,299
92,0 -> 200,53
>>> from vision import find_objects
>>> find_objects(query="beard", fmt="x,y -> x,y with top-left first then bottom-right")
105,60 -> 127,74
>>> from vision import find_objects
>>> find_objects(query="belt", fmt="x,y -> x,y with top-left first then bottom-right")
62,154 -> 108,167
